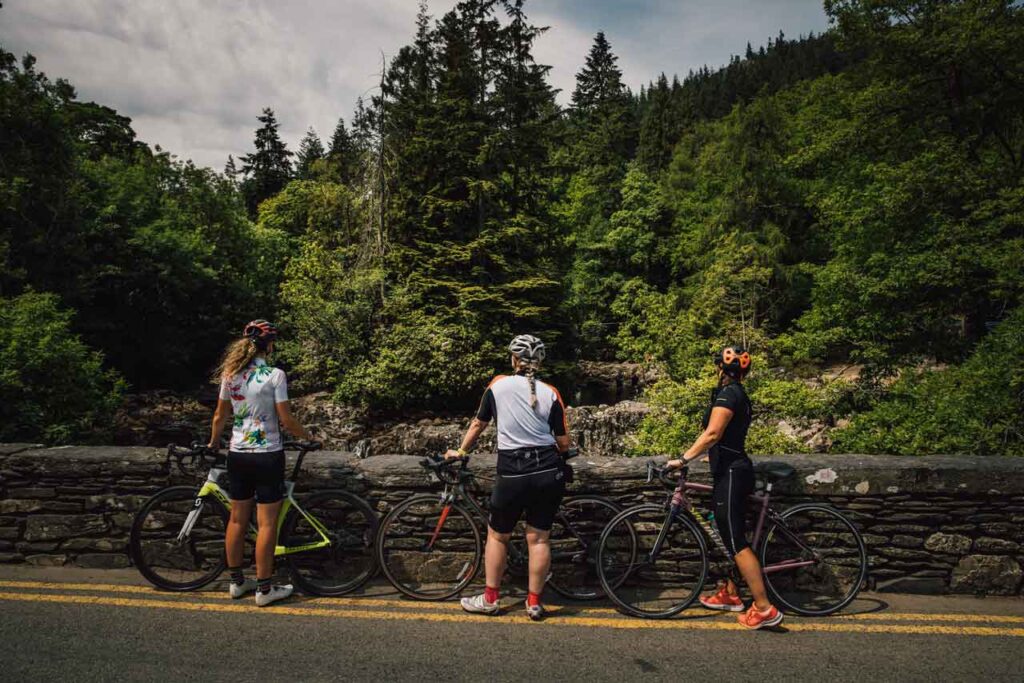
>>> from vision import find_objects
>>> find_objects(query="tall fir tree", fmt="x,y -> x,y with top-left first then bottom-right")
327,116 -> 357,184
239,108 -> 293,217
295,126 -> 325,180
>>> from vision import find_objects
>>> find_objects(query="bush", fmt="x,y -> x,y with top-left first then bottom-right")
0,292 -> 125,443
632,366 -> 810,457
833,308 -> 1024,455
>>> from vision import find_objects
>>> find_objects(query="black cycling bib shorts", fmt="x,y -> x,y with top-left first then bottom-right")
227,450 -> 286,504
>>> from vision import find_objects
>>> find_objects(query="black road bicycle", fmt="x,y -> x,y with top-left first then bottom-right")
376,453 -> 633,601
596,461 -> 868,618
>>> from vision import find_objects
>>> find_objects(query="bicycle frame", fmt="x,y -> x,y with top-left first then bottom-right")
182,465 -> 332,558
663,475 -> 821,573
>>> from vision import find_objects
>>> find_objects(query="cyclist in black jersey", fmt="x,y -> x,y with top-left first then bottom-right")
665,346 -> 783,630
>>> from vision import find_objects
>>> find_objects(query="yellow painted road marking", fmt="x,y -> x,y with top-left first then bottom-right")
1,581 -> 1023,625
1,591 -> 1023,638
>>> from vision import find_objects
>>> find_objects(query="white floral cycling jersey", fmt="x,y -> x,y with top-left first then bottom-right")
218,357 -> 289,452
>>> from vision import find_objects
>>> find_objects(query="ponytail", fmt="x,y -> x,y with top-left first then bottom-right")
212,338 -> 258,383
523,359 -> 541,410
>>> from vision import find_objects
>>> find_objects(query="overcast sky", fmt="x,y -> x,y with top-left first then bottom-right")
1,1 -> 831,170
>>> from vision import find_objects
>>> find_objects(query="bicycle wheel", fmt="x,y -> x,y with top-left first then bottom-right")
597,504 -> 708,618
548,496 -> 627,601
376,494 -> 482,600
129,486 -> 228,591
759,504 -> 867,616
282,490 -> 379,596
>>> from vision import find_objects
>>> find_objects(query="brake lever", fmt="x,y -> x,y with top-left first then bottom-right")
646,461 -> 655,484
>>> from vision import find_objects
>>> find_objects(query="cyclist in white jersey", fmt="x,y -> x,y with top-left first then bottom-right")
445,334 -> 571,621
207,320 -> 316,607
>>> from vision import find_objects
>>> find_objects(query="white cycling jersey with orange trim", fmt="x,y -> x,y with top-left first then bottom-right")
475,374 -> 568,451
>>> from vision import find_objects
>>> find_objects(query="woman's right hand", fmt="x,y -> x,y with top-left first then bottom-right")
443,449 -> 462,460
665,458 -> 684,470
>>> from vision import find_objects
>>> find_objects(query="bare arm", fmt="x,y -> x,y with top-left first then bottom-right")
444,418 -> 488,459
555,434 -> 571,453
208,399 -> 231,449
667,406 -> 733,469
275,401 -> 312,442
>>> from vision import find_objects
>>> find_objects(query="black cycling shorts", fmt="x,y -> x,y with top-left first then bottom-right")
712,459 -> 755,556
227,450 -> 285,504
489,467 -> 566,534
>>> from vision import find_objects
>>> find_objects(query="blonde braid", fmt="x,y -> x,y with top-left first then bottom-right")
524,359 -> 540,410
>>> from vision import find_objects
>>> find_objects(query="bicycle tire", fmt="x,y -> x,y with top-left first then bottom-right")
547,495 -> 628,601
282,489 -> 379,596
596,504 -> 708,619
759,503 -> 867,616
376,494 -> 482,600
129,485 -> 229,591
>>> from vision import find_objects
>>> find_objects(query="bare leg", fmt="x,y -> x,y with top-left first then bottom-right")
484,527 -> 511,590
525,526 -> 551,596
226,498 -> 254,569
255,500 -> 283,581
734,547 -> 771,610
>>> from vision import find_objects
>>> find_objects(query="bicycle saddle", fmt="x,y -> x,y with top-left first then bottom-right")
753,461 -> 796,481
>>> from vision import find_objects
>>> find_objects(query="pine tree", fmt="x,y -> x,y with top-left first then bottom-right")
295,127 -> 325,180
239,108 -> 293,217
636,73 -> 673,172
327,117 -> 357,183
223,154 -> 238,183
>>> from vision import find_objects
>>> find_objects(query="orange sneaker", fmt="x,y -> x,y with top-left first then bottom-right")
699,587 -> 745,612
738,604 -> 784,630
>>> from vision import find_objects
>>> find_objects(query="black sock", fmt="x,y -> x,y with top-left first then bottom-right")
258,577 -> 272,594
229,567 -> 245,586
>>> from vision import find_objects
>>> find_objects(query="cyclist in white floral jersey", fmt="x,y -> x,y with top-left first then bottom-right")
207,319 -> 316,607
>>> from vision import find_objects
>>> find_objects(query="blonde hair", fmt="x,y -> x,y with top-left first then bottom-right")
212,338 -> 259,383
513,355 -> 542,410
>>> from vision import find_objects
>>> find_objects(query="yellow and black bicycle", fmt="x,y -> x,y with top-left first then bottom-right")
128,441 -> 378,595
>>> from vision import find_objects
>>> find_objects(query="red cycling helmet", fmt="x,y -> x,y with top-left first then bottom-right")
715,345 -> 751,379
242,319 -> 278,349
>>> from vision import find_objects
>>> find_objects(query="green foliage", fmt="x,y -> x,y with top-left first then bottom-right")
240,108 -> 294,217
833,308 -> 1024,455
0,292 -> 125,443
631,367 -> 810,457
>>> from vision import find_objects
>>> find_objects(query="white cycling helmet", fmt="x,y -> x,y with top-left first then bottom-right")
508,334 -> 546,363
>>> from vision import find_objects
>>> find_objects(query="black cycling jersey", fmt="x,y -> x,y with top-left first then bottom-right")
702,381 -> 752,476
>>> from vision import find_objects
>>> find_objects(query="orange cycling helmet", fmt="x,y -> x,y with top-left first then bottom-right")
715,345 -> 751,379
242,319 -> 278,349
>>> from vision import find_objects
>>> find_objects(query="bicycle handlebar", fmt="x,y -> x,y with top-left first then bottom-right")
420,454 -> 470,484
284,440 -> 323,453
166,442 -> 223,476
646,461 -> 687,489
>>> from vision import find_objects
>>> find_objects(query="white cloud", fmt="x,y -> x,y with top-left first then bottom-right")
1,0 -> 828,169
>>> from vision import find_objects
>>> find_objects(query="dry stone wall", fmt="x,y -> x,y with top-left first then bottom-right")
1,443 -> 1022,595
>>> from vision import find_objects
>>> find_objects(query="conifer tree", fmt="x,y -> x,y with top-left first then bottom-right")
295,126 -> 325,179
239,108 -> 293,217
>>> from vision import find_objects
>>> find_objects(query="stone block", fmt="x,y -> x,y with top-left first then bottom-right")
950,555 -> 1023,595
60,538 -> 126,552
17,541 -> 60,552
0,552 -> 24,563
877,547 -> 932,561
7,487 -> 57,499
890,535 -> 924,548
0,527 -> 20,540
73,553 -> 130,569
924,533 -> 972,555
973,537 -> 1019,553
875,574 -> 948,595
23,514 -> 108,541
24,554 -> 67,566
0,499 -> 82,514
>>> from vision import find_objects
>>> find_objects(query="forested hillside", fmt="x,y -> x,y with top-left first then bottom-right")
2,0 -> 1021,454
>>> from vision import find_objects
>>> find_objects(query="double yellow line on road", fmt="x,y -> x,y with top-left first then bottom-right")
1,580 -> 1022,638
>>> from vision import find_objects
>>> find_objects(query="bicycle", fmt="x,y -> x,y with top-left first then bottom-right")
129,441 -> 378,596
596,460 -> 867,618
375,452 -> 633,601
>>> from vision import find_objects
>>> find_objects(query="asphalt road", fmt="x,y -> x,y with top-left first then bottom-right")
1,566 -> 1022,682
